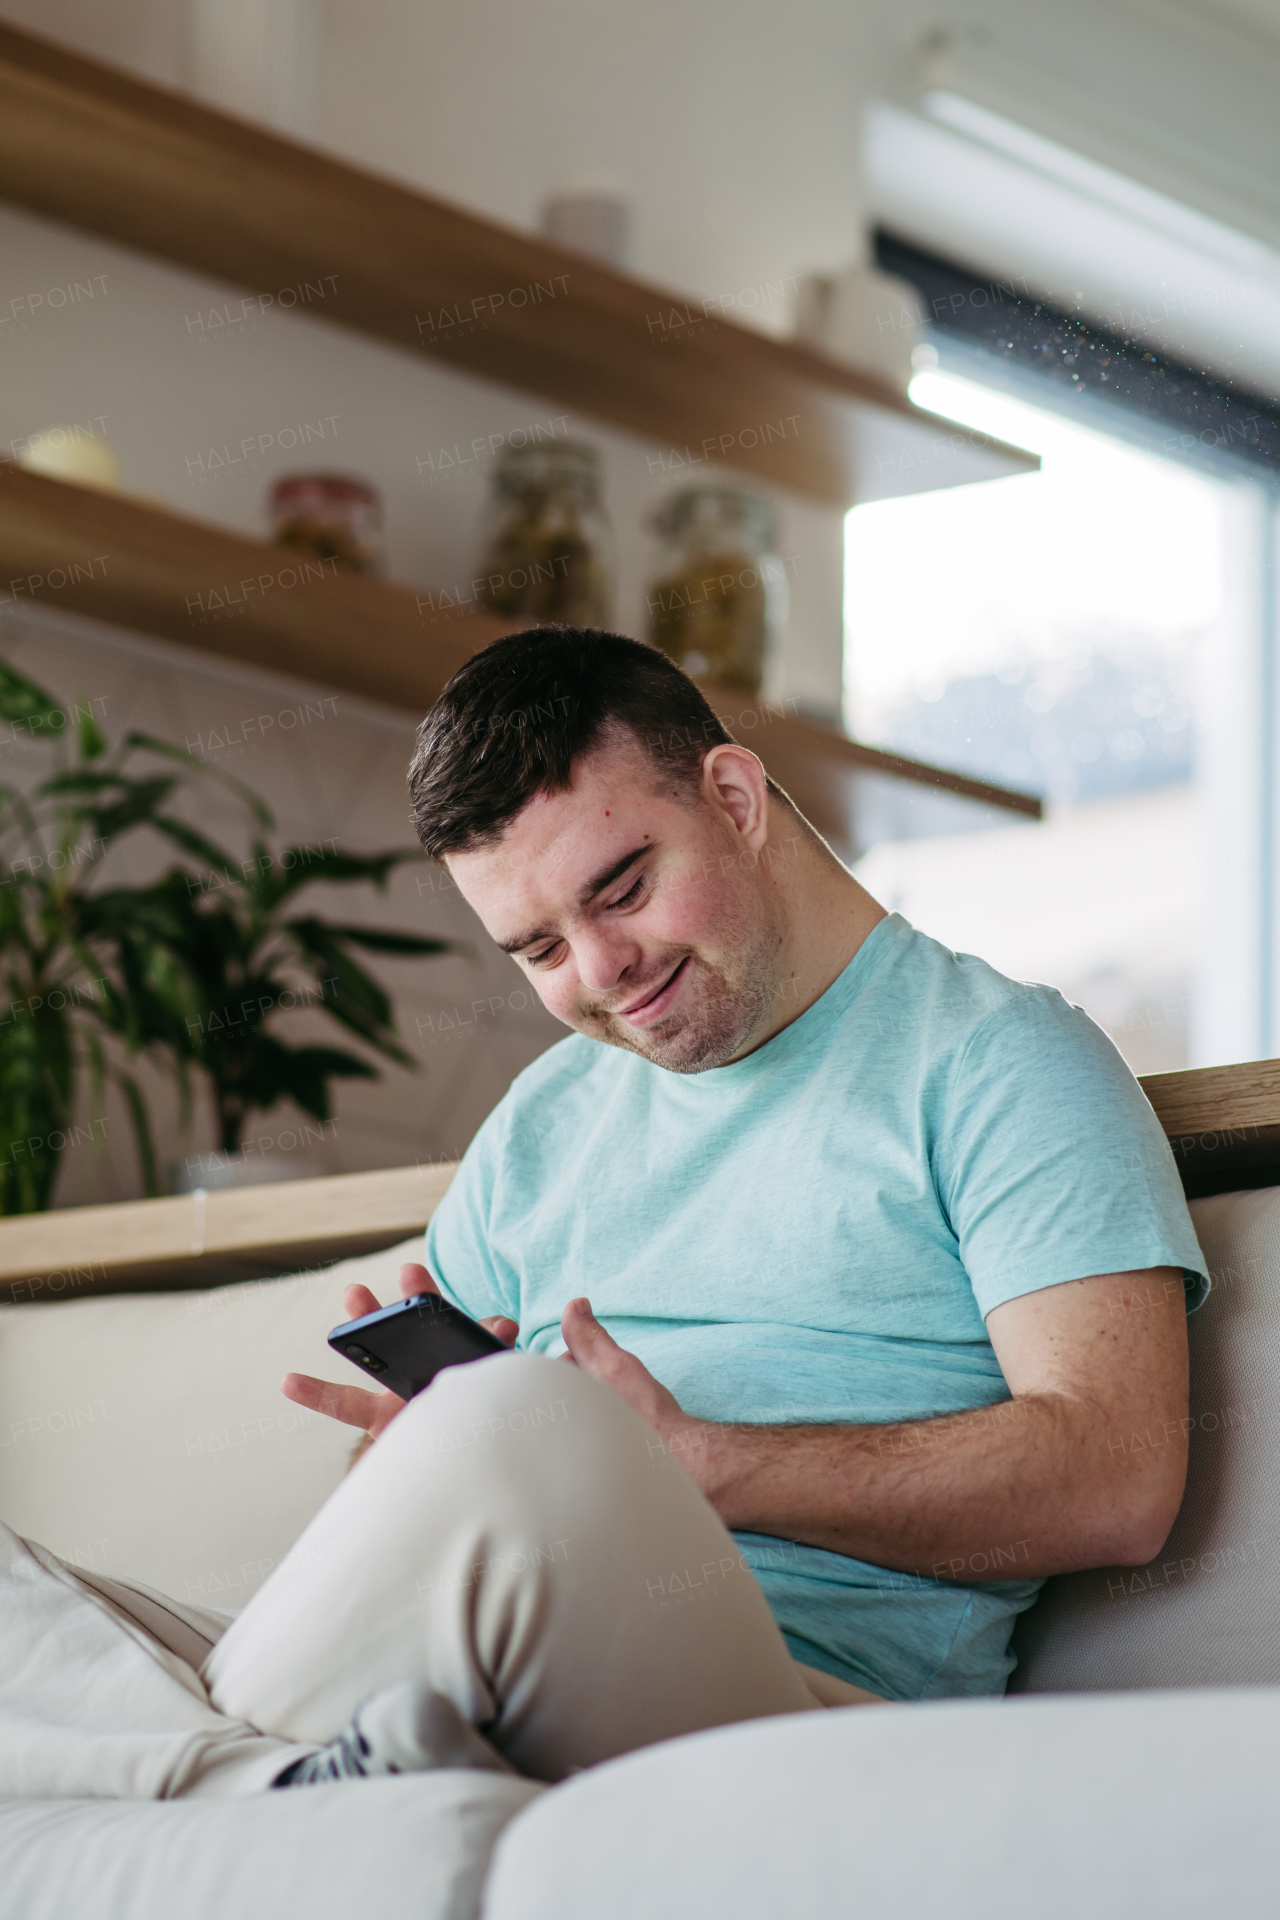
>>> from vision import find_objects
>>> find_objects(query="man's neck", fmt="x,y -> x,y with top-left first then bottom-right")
724,821 -> 887,1065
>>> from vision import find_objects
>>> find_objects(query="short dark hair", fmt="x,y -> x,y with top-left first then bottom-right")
408,627 -> 762,859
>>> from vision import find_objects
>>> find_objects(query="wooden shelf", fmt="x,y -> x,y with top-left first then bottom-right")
0,467 -> 1043,828
1141,1060 -> 1280,1144
0,24 -> 1036,510
697,685 -> 1042,823
0,463 -> 506,711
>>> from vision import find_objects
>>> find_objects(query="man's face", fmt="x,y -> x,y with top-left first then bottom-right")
445,732 -> 784,1072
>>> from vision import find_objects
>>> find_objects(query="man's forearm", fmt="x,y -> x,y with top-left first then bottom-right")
556,1277 -> 1190,1584
669,1390 -> 1187,1581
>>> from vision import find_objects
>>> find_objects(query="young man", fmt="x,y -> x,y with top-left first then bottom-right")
239,624 -> 1204,1783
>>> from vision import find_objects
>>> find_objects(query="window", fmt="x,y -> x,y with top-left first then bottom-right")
844,363 -> 1271,1074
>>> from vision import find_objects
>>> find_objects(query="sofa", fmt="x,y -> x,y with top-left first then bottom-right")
2,1169 -> 1279,1918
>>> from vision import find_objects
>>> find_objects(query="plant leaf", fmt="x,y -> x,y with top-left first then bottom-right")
78,704 -> 108,760
323,924 -> 453,956
81,1024 -> 107,1121
256,846 -> 423,910
118,1072 -> 159,1196
0,663 -> 62,730
91,777 -> 178,844
124,732 -> 275,828
284,918 -> 405,1054
272,1043 -> 378,1121
36,770 -> 129,796
150,815 -> 241,876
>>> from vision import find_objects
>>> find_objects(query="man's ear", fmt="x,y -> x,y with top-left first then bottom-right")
701,744 -> 770,849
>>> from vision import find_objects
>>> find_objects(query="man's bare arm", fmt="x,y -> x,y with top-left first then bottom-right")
560,1268 -> 1190,1581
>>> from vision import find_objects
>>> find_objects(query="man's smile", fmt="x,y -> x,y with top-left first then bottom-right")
615,957 -> 690,1026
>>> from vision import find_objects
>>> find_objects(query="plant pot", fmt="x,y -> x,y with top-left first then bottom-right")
171,1153 -> 325,1194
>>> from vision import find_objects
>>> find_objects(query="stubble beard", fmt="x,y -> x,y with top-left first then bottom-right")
578,930 -> 782,1075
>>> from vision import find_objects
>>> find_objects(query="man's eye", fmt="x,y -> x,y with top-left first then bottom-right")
526,943 -> 560,968
610,875 -> 646,909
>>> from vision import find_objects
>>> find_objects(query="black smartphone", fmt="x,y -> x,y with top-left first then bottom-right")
328,1291 -> 509,1401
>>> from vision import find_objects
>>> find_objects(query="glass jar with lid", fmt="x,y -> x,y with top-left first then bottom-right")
269,474 -> 384,574
477,441 -> 612,626
646,485 -> 786,696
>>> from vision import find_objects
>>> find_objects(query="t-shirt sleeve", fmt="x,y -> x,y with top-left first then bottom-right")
934,989 -> 1209,1319
423,1107 -> 521,1327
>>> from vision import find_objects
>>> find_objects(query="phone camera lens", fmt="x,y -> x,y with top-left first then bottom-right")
344,1342 -> 387,1374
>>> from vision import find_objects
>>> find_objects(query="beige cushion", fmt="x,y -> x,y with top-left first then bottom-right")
0,1773 -> 541,1920
1011,1184 -> 1280,1691
0,1239 -> 424,1605
483,1687 -> 1280,1919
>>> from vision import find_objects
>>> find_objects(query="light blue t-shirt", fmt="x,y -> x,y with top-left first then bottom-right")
425,912 -> 1208,1699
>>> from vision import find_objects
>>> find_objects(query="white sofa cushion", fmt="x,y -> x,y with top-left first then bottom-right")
1011,1184 -> 1280,1691
0,1238 -> 424,1604
0,1774 -> 541,1920
483,1687 -> 1280,1919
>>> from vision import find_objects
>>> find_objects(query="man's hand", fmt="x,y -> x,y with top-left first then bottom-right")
560,1296 -> 714,1467
559,1270 -> 1192,1582
283,1262 -> 518,1441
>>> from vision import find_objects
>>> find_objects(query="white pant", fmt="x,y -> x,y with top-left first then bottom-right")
201,1353 -> 879,1784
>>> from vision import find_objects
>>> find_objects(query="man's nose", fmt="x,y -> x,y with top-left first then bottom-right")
573,924 -> 643,994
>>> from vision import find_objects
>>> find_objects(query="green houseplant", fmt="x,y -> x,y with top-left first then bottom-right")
0,661 -> 447,1213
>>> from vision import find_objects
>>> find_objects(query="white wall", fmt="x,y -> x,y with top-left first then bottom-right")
316,0 -> 869,302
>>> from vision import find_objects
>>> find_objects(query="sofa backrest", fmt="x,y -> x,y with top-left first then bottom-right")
1010,1184 -> 1280,1692
0,1240 -> 423,1605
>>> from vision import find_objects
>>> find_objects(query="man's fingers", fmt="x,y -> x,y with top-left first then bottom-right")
561,1297 -> 621,1363
342,1283 -> 383,1321
399,1262 -> 511,1342
340,1266 -> 440,1324
283,1370 -> 382,1428
399,1262 -> 440,1299
560,1299 -> 680,1423
283,1370 -> 405,1435
561,1297 -> 647,1390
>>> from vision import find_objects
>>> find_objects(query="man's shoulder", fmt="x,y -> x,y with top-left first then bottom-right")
883,924 -> 1149,1138
870,920 -> 1134,1116
877,917 -> 1070,1049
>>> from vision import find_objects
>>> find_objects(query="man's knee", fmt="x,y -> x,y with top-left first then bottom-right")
383,1352 -> 599,1478
369,1355 -> 648,1575
357,1354 -> 661,1551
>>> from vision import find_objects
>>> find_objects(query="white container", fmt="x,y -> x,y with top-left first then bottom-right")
791,266 -> 924,393
187,0 -> 317,136
541,176 -> 634,270
17,426 -> 120,492
172,1153 -> 324,1194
